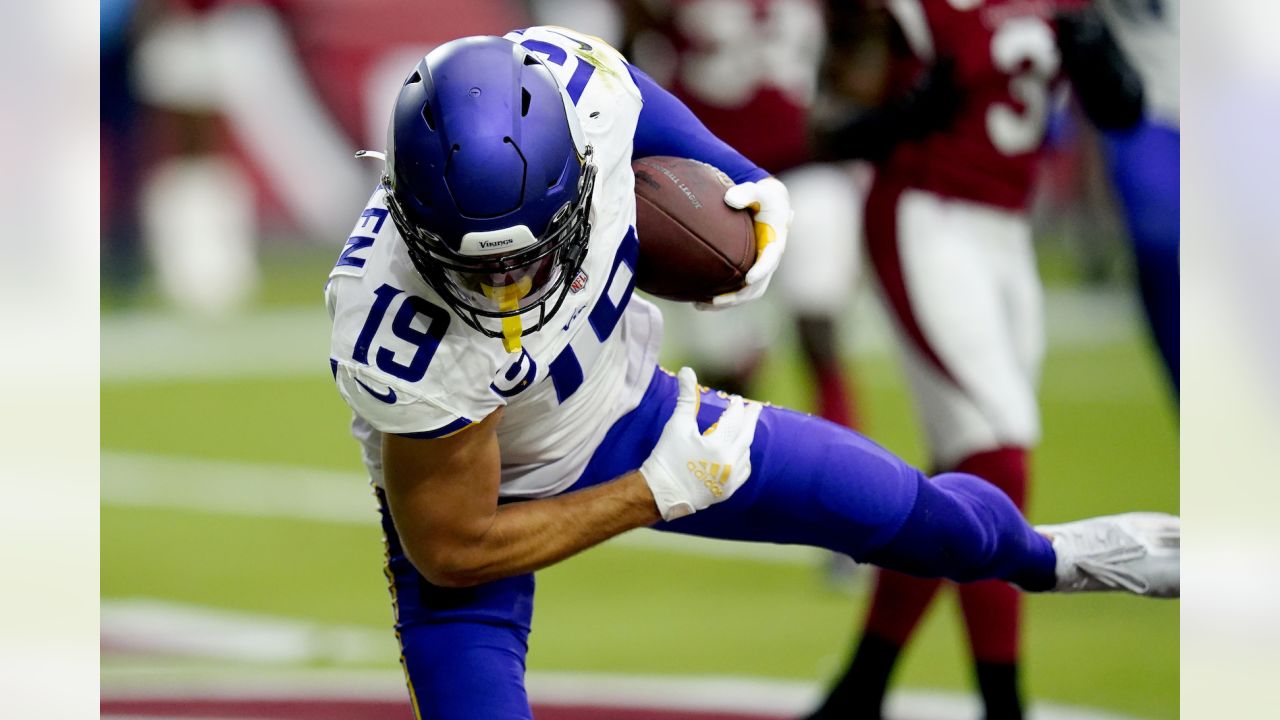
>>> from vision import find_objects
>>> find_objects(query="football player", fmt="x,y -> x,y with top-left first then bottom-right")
805,2 -> 1147,718
325,26 -> 1175,719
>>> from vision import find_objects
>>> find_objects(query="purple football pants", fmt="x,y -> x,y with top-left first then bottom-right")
378,367 -> 1056,719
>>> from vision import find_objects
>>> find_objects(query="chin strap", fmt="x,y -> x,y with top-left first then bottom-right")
483,278 -> 533,353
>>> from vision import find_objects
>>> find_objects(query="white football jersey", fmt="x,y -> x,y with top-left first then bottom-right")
1097,0 -> 1179,127
326,26 -> 664,498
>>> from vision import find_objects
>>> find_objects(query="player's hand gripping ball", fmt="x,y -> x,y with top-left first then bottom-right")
702,175 -> 791,309
633,157 -> 790,307
640,367 -> 763,521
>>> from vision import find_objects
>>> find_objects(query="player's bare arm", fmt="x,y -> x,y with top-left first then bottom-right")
383,367 -> 759,588
382,408 -> 658,588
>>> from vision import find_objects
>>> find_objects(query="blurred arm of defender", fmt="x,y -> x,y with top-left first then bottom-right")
1054,2 -> 1145,130
814,3 -> 962,162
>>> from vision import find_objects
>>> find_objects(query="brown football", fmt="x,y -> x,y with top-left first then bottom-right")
632,156 -> 756,303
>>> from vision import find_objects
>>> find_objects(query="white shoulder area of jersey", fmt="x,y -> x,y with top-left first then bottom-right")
331,357 -> 494,439
886,0 -> 937,63
328,186 -> 396,282
503,26 -> 642,179
503,26 -> 641,113
326,189 -> 511,439
326,186 -> 392,319
504,26 -> 635,88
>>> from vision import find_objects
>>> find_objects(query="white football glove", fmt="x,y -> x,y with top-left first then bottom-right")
639,367 -> 763,521
697,176 -> 792,310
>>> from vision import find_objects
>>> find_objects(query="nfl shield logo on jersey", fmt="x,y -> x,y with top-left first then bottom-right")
570,270 -> 589,294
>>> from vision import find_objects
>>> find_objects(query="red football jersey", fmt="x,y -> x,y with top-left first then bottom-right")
879,0 -> 1063,210
638,0 -> 825,173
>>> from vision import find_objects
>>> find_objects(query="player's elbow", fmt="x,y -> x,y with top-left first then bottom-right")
422,565 -> 481,589
392,500 -> 501,588
407,540 -> 487,589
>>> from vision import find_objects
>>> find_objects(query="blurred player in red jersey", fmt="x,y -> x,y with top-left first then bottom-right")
622,0 -> 817,174
622,0 -> 869,434
805,1 -> 1144,718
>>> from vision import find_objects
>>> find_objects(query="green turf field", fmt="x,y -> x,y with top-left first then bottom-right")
102,272 -> 1177,718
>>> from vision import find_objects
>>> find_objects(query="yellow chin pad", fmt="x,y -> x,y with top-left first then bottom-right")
482,277 -> 534,353
499,318 -> 523,353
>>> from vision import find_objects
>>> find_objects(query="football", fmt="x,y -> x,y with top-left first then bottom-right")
632,156 -> 756,303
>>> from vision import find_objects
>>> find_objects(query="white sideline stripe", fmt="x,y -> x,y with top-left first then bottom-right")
101,598 -> 393,665
101,452 -> 379,525
102,307 -> 332,382
100,452 -> 826,566
100,600 -> 1145,719
100,289 -> 1140,382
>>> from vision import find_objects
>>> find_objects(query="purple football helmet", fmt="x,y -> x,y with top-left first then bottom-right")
380,36 -> 595,342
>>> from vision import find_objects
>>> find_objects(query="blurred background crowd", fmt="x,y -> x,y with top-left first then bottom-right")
101,0 -> 1148,325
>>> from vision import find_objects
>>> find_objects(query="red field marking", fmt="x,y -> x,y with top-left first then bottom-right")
101,698 -> 788,720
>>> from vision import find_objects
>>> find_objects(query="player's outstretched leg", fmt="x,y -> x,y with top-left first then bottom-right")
567,372 -> 1178,720
574,372 -> 1181,599
570,373 -> 1060,588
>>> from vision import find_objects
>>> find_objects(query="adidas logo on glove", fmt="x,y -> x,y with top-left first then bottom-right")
687,460 -> 731,497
